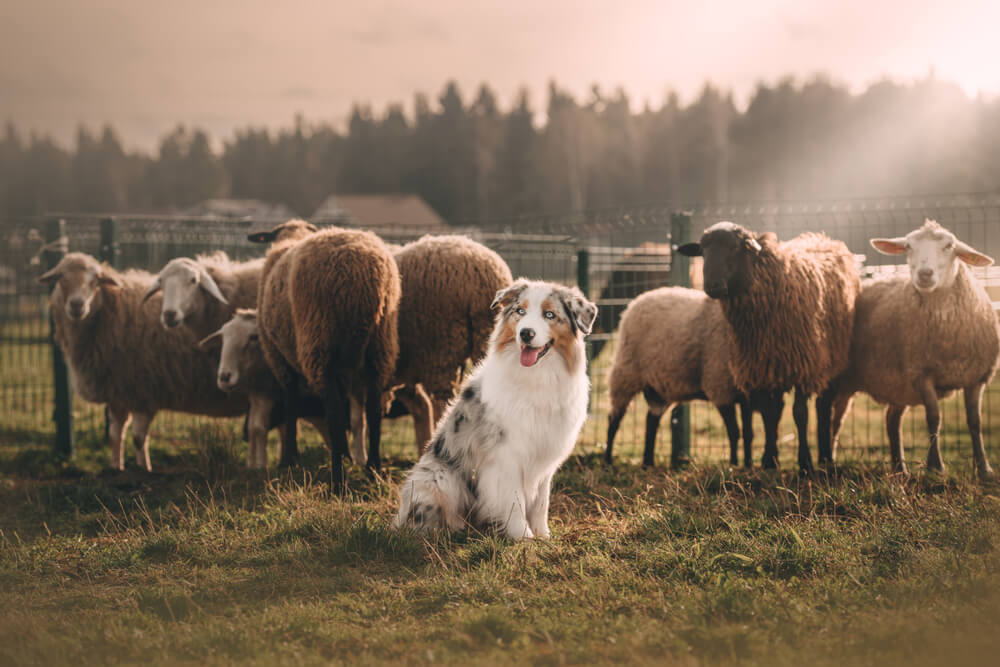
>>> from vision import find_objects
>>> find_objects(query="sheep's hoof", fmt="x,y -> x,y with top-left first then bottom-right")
761,456 -> 778,470
977,467 -> 996,483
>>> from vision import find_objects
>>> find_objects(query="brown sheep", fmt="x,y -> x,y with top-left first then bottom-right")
38,252 -> 248,470
392,235 -> 513,451
829,220 -> 998,478
678,221 -> 860,471
252,221 -> 401,490
604,287 -> 755,467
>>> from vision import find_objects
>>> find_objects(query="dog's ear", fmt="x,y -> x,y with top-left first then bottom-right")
491,279 -> 530,311
558,286 -> 598,336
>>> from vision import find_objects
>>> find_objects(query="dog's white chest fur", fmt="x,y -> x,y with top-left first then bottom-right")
393,278 -> 597,540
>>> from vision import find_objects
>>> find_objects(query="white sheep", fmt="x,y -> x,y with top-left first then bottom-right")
830,220 -> 998,478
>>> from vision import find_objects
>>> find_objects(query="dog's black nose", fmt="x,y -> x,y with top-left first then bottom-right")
520,328 -> 535,343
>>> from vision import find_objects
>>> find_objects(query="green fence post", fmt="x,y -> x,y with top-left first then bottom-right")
99,218 -> 117,441
45,218 -> 74,460
670,212 -> 692,469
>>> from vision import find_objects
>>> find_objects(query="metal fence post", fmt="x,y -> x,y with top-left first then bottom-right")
99,217 -> 118,441
670,212 -> 692,468
577,246 -> 592,409
45,218 -> 74,459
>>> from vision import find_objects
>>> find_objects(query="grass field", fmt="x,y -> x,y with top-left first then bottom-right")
2,429 -> 1000,666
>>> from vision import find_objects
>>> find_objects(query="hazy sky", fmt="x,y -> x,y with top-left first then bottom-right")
2,0 -> 998,150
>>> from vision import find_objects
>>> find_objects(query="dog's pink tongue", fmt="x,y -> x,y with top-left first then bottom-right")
520,346 -> 542,367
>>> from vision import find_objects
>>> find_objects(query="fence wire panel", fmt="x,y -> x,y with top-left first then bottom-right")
2,198 -> 998,471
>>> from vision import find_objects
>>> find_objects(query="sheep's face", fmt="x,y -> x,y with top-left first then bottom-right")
38,253 -> 120,322
200,311 -> 260,392
678,222 -> 760,299
871,220 -> 994,294
146,258 -> 228,329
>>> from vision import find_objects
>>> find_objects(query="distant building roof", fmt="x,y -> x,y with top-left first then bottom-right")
311,194 -> 448,230
182,198 -> 297,222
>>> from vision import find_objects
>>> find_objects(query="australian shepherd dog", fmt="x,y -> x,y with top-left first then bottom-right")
393,279 -> 598,539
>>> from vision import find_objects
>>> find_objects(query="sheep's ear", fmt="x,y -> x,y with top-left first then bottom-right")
199,267 -> 229,304
198,330 -> 223,350
141,277 -> 162,304
38,266 -> 62,284
870,237 -> 908,256
559,286 -> 598,336
247,230 -> 276,244
676,243 -> 702,257
954,240 -> 994,267
491,279 -> 530,310
97,272 -> 121,288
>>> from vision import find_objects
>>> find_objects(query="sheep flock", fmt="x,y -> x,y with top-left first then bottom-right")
38,218 -> 999,486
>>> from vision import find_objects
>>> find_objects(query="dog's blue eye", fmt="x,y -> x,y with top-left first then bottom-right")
544,311 -> 555,320
516,307 -> 526,316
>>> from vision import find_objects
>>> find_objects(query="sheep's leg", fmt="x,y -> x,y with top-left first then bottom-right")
918,379 -> 944,473
605,409 -> 625,463
759,390 -> 783,469
717,403 -> 740,467
830,391 -> 854,462
738,396 -> 754,468
107,406 -> 131,471
964,383 -> 994,479
815,386 -> 836,466
886,404 -> 907,474
131,411 -> 154,472
793,388 -> 814,473
364,352 -> 384,475
278,378 -> 299,467
247,395 -> 273,469
396,385 -> 433,455
348,395 -> 368,466
431,394 -> 450,431
644,408 -> 665,467
322,377 -> 349,494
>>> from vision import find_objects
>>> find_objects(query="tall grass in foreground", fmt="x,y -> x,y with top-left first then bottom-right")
1,432 -> 999,666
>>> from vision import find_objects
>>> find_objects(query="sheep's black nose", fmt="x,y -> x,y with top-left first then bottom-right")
917,268 -> 934,281
163,309 -> 179,326
219,371 -> 232,384
68,298 -> 84,314
520,328 -> 535,343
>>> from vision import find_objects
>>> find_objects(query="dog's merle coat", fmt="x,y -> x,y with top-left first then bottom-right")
394,279 -> 597,539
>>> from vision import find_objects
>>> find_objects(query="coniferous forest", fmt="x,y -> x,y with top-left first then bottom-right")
3,75 -> 999,222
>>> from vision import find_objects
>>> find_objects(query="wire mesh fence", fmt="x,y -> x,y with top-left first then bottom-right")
2,194 -> 999,470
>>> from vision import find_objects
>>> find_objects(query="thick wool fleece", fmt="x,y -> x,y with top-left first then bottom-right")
50,255 -> 247,417
258,227 -> 401,397
838,265 -> 999,405
721,232 -> 859,395
392,235 -> 513,400
608,287 -> 737,416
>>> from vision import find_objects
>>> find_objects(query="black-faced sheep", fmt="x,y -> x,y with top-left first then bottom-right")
829,220 -> 998,478
678,221 -> 860,471
144,252 -> 265,339
392,235 -> 513,451
199,309 -> 331,468
38,252 -> 248,470
253,221 -> 401,490
604,287 -> 755,467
